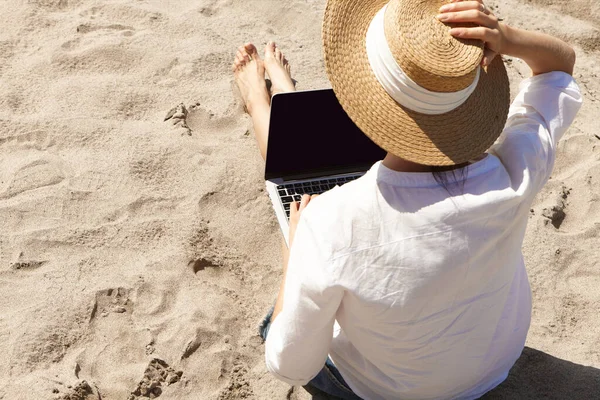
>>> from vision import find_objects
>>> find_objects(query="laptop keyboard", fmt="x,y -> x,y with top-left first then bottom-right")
277,174 -> 362,219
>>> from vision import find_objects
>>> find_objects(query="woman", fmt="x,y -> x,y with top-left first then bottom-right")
233,0 -> 582,399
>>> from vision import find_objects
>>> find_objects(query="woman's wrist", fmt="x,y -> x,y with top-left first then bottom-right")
497,23 -> 516,57
499,25 -> 534,61
499,25 -> 575,76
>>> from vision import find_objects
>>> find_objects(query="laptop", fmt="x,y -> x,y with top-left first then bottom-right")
265,89 -> 386,245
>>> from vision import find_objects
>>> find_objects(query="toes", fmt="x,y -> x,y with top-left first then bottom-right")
282,57 -> 292,75
244,42 -> 261,61
235,56 -> 245,68
234,41 -> 263,72
234,48 -> 242,62
265,41 -> 276,59
242,46 -> 253,61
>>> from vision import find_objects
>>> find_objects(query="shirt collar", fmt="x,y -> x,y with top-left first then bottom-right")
368,154 -> 499,188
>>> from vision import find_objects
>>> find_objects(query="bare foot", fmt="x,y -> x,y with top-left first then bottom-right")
264,42 -> 296,95
232,43 -> 270,115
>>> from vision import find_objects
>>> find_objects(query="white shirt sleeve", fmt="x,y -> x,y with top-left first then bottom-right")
490,71 -> 582,194
264,206 -> 344,386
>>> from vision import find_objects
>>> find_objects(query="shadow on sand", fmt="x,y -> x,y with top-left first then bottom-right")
482,346 -> 600,399
309,347 -> 600,399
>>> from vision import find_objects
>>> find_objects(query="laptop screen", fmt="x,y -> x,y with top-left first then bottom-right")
265,89 -> 386,180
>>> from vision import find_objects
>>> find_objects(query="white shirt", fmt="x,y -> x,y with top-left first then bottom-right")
265,72 -> 582,400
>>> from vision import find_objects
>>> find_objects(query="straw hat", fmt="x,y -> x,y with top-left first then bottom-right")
323,0 -> 510,166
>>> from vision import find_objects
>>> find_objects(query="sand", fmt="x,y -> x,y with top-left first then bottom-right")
0,0 -> 599,399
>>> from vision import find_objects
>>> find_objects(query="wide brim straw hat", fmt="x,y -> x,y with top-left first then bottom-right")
323,0 -> 510,166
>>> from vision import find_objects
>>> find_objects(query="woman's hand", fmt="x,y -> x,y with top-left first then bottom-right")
438,0 -> 575,75
289,194 -> 319,247
437,0 -> 508,67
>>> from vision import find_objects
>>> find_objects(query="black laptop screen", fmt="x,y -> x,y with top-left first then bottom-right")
265,89 -> 386,180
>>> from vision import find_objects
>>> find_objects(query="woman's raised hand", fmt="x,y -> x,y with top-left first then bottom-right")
437,0 -> 508,67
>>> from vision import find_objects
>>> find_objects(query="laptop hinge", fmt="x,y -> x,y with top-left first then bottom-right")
269,164 -> 371,182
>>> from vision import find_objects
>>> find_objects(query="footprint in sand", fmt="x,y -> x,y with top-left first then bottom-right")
0,155 -> 66,200
0,128 -> 52,151
90,287 -> 132,321
10,252 -> 47,271
217,355 -> 253,400
0,40 -> 15,75
52,11 -> 140,75
542,186 -> 571,229
61,23 -> 135,50
9,249 -> 47,272
197,0 -> 231,17
164,103 -> 191,135
186,223 -> 225,277
76,23 -> 134,34
128,358 -> 183,399
80,4 -> 163,23
163,103 -> 239,136
29,0 -> 74,11
54,380 -> 102,400
189,257 -> 220,275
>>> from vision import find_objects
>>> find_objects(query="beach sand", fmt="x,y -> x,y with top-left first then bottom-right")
0,0 -> 599,399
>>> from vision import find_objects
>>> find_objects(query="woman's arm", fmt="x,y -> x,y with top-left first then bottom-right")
501,27 -> 576,76
264,195 -> 343,386
271,193 -> 318,322
438,0 -> 576,76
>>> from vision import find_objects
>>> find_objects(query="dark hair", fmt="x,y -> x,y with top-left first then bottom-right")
431,163 -> 469,195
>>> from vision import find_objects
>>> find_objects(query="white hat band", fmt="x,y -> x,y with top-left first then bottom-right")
366,5 -> 480,115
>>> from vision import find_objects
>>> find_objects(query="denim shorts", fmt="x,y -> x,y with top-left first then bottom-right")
259,307 -> 363,400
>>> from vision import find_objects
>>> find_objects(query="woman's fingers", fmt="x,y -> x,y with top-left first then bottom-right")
437,9 -> 498,28
440,1 -> 484,13
291,193 -> 319,217
481,48 -> 498,66
438,1 -> 497,27
290,201 -> 300,221
450,26 -> 498,43
439,1 -> 507,56
299,194 -> 311,212
291,193 -> 320,222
